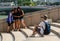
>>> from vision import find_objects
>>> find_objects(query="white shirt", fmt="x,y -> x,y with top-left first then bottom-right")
38,19 -> 49,30
38,21 -> 45,30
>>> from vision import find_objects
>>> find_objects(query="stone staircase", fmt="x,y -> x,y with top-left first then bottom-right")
1,33 -> 13,41
51,22 -> 60,27
25,32 -> 60,41
11,31 -> 26,41
0,22 -> 60,41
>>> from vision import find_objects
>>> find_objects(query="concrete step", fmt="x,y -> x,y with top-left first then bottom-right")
51,22 -> 60,27
51,26 -> 60,35
24,29 -> 60,41
28,26 -> 60,37
21,29 -> 33,37
25,26 -> 60,41
0,35 -> 2,41
11,31 -> 26,41
1,33 -> 13,41
0,25 -> 60,41
25,33 -> 60,41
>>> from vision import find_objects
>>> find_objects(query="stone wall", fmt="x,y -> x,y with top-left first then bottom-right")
24,7 -> 60,25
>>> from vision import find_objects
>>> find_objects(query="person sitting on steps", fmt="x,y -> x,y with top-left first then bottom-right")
30,15 -> 48,37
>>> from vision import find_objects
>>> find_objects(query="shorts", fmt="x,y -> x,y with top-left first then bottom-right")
13,17 -> 19,20
36,27 -> 44,35
20,17 -> 23,20
7,22 -> 13,26
35,27 -> 41,34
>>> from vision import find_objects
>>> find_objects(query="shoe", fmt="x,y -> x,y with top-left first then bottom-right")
30,35 -> 35,37
24,27 -> 27,29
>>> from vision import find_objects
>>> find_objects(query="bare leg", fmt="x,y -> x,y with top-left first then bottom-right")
12,22 -> 15,31
21,19 -> 27,28
31,27 -> 37,36
7,26 -> 10,32
15,20 -> 19,29
17,20 -> 21,31
18,20 -> 20,28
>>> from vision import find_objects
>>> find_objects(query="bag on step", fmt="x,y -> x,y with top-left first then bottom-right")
44,21 -> 51,35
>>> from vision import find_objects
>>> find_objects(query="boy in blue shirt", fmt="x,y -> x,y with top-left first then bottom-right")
7,10 -> 14,32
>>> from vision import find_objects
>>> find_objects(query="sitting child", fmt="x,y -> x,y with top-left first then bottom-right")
30,15 -> 49,37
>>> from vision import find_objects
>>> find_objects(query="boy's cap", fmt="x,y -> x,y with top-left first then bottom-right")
44,15 -> 48,18
41,15 -> 48,18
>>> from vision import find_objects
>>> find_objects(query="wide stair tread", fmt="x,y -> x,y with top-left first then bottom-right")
51,22 -> 60,27
11,31 -> 26,41
24,26 -> 60,41
51,26 -> 60,34
1,33 -> 13,41
21,29 -> 33,37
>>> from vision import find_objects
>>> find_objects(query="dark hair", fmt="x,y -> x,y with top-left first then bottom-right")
44,16 -> 48,20
41,15 -> 47,20
17,7 -> 22,13
13,8 -> 17,10
17,7 -> 21,9
13,8 -> 18,13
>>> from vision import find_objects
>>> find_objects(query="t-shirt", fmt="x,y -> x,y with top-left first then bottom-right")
38,19 -> 49,30
38,21 -> 45,30
7,12 -> 13,23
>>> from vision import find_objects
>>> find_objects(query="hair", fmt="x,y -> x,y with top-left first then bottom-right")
17,7 -> 21,9
44,15 -> 48,20
17,7 -> 22,13
41,15 -> 48,20
13,8 -> 17,10
13,8 -> 18,13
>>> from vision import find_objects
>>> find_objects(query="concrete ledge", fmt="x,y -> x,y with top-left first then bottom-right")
51,23 -> 60,28
51,26 -> 60,38
1,33 -> 13,41
11,31 -> 26,41
21,29 -> 33,37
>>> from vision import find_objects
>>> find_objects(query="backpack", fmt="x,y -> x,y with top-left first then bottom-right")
44,21 -> 51,35
6,13 -> 13,23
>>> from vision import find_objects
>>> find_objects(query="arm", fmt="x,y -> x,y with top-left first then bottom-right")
34,24 -> 41,27
18,10 -> 24,17
13,15 -> 18,17
13,10 -> 24,18
21,10 -> 24,16
35,22 -> 44,28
